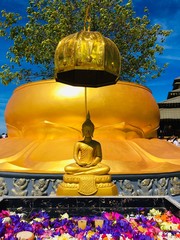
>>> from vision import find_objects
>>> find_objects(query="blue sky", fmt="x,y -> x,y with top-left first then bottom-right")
0,0 -> 180,133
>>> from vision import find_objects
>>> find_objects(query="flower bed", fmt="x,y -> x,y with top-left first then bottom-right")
0,208 -> 179,239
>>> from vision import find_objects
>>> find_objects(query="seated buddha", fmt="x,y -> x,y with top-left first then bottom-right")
64,113 -> 110,175
57,114 -> 118,196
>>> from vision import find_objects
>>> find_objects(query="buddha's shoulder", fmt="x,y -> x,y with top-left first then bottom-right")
77,140 -> 100,145
90,140 -> 101,147
92,140 -> 100,144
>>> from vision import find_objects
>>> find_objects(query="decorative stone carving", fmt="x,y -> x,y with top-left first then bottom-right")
11,178 -> 29,196
50,179 -> 62,196
0,177 -> 8,196
170,177 -> 180,195
154,178 -> 168,195
119,180 -> 136,196
0,175 -> 178,199
137,179 -> 153,196
31,179 -> 49,196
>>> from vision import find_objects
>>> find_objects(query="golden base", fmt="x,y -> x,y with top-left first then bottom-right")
56,174 -> 118,196
56,182 -> 118,196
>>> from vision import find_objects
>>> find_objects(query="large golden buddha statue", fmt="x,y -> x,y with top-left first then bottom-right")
0,79 -> 179,175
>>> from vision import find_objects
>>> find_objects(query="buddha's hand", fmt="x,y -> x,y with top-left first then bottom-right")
77,161 -> 88,167
85,164 -> 96,168
85,157 -> 101,167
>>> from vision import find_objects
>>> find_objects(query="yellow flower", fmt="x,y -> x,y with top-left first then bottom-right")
137,226 -> 146,233
86,230 -> 95,239
160,222 -> 178,231
57,233 -> 72,239
33,218 -> 42,222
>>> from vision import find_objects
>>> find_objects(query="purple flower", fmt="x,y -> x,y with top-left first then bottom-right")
30,211 -> 49,220
10,215 -> 21,224
13,221 -> 33,233
5,236 -> 17,240
0,224 -> 5,237
0,209 -> 178,239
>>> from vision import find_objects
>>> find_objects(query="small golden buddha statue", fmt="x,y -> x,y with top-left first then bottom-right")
56,114 -> 118,196
64,113 -> 110,175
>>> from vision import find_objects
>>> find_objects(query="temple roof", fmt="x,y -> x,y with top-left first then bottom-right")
158,77 -> 180,137
159,96 -> 180,104
158,78 -> 180,121
173,77 -> 180,90
174,76 -> 180,80
160,108 -> 180,120
170,88 -> 180,93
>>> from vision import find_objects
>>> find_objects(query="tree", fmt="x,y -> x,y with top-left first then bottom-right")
0,0 -> 171,85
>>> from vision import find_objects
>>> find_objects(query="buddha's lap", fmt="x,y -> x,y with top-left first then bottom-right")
65,162 -> 110,173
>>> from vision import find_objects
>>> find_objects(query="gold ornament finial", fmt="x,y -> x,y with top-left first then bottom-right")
84,5 -> 91,31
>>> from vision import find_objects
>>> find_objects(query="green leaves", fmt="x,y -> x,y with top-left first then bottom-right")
0,0 -> 171,85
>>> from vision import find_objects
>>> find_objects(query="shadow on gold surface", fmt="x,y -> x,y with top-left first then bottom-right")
0,79 -> 179,174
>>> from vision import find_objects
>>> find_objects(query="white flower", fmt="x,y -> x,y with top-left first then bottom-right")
2,217 -> 11,223
60,213 -> 69,219
17,213 -> 26,218
149,208 -> 162,216
9,211 -> 16,215
49,233 -> 76,240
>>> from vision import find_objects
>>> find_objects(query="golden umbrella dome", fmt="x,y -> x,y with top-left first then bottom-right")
55,4 -> 121,87
54,30 -> 121,87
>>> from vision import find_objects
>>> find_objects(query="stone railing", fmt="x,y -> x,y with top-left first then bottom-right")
0,172 -> 179,201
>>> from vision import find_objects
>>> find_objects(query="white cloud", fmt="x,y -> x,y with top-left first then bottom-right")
157,55 -> 180,61
161,44 -> 180,50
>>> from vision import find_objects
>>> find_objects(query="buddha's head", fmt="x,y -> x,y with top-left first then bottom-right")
82,113 -> 94,138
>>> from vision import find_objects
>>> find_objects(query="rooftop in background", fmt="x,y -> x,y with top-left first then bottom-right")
158,76 -> 180,137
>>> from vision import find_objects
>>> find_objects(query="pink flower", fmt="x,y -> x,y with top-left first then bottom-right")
75,231 -> 85,239
103,212 -> 122,221
39,229 -> 53,239
55,226 -> 68,234
170,215 -> 180,224
0,210 -> 10,218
